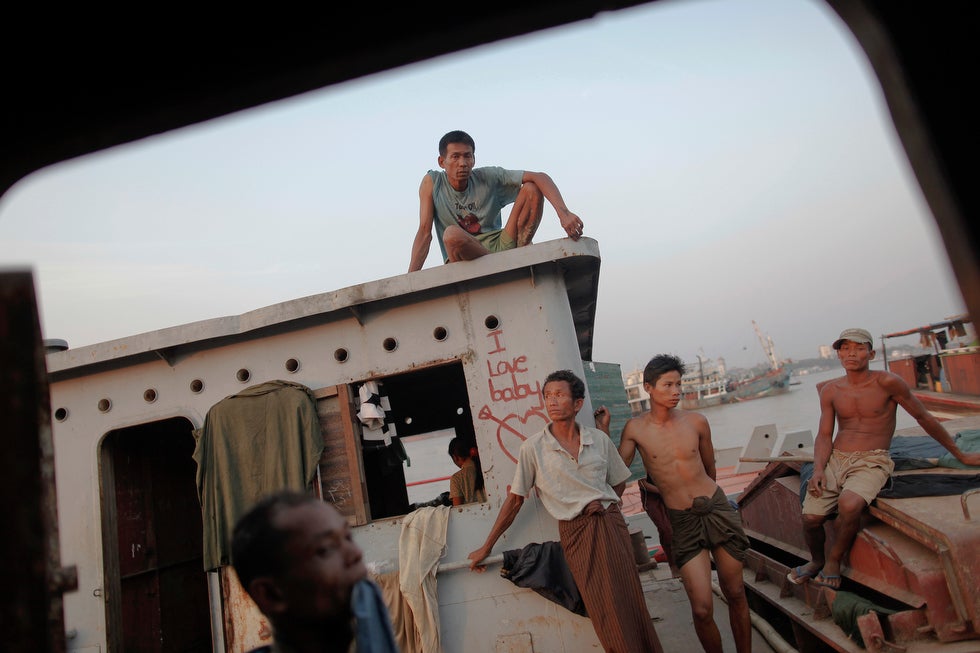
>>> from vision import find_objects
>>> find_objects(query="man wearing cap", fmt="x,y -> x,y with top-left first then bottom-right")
787,328 -> 980,589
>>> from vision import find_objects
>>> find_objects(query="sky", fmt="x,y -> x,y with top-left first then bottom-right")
0,0 -> 967,373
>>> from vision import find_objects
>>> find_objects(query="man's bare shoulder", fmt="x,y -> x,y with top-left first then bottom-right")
622,414 -> 643,427
873,369 -> 910,393
815,377 -> 842,394
624,412 -> 672,436
622,413 -> 654,434
818,376 -> 848,396
617,415 -> 640,442
678,409 -> 709,426
621,414 -> 639,430
679,410 -> 713,440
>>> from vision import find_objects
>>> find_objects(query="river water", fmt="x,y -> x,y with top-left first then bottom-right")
704,367 -> 918,450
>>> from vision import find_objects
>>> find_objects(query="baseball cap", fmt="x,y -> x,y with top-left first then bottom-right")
833,327 -> 874,350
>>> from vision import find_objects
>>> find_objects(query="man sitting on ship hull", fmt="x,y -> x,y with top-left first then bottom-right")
408,130 -> 585,271
788,327 -> 980,589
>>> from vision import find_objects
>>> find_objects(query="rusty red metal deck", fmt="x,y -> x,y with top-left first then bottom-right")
738,456 -> 980,651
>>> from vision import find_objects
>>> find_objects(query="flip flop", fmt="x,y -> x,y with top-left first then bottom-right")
786,565 -> 816,585
812,571 -> 842,589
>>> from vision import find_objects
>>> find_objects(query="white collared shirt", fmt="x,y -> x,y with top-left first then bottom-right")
510,422 -> 630,521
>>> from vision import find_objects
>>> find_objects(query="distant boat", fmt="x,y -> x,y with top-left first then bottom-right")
725,366 -> 791,402
679,322 -> 793,408
881,314 -> 980,419
678,358 -> 790,408
680,354 -> 730,409
720,320 -> 792,404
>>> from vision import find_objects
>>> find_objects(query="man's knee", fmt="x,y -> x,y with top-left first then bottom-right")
519,180 -> 543,201
516,182 -> 544,218
802,512 -> 828,530
837,492 -> 868,519
443,226 -> 468,251
690,598 -> 714,623
443,224 -> 465,241
442,225 -> 487,262
719,577 -> 746,604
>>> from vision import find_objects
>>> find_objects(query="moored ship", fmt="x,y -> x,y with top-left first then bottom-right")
38,238 -> 704,653
726,365 -> 792,402
725,320 -> 792,403
680,354 -> 730,409
680,321 -> 793,409
880,315 -> 980,420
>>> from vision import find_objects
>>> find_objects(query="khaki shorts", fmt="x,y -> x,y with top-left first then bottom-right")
475,228 -> 516,253
443,229 -> 516,263
802,449 -> 894,515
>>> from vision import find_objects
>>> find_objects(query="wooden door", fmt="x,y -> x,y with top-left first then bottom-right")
103,418 -> 210,652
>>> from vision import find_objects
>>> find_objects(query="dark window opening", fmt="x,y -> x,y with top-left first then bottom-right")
356,361 -> 481,520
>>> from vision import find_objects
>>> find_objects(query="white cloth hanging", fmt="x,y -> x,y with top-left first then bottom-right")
398,506 -> 450,653
358,381 -> 392,443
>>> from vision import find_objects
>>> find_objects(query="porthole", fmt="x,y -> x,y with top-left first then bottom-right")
433,326 -> 448,341
285,358 -> 300,373
190,379 -> 205,393
97,398 -> 112,413
236,368 -> 251,383
54,407 -> 68,422
334,348 -> 349,363
143,389 -> 158,403
382,337 -> 398,352
485,315 -> 500,330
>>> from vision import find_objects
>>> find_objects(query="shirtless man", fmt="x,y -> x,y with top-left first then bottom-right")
788,327 -> 980,590
607,353 -> 751,653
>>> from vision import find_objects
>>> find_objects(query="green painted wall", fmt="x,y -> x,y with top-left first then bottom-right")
582,360 -> 645,482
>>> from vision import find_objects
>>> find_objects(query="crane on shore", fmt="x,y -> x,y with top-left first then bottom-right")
752,320 -> 779,370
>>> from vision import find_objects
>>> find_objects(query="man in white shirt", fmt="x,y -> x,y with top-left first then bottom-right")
468,369 -> 663,653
